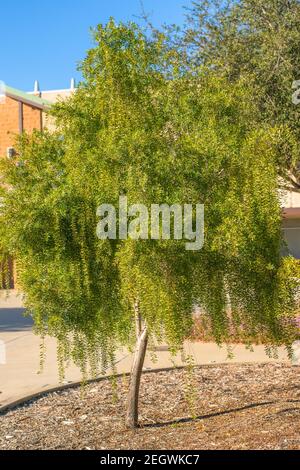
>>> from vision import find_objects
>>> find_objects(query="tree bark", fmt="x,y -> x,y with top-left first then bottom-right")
126,322 -> 148,429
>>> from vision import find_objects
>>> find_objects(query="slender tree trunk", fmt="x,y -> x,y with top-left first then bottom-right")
126,305 -> 148,429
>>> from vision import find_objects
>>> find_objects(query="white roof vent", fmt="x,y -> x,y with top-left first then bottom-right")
33,80 -> 41,96
0,80 -> 6,104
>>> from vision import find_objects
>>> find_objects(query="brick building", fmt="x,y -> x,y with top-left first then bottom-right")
0,85 -> 50,158
0,81 -> 75,288
0,80 -> 75,157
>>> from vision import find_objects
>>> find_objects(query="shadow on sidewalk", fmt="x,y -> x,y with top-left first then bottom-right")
0,308 -> 32,332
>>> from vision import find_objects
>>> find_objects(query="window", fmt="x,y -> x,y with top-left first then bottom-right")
283,226 -> 300,259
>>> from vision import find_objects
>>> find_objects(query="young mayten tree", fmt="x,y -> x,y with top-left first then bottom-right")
0,21 -> 299,428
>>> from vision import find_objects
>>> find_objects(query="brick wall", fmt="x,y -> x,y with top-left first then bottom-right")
0,96 -> 42,157
0,95 -> 43,289
23,102 -> 42,133
0,96 -> 19,157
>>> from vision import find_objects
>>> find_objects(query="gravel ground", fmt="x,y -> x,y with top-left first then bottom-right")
0,363 -> 299,450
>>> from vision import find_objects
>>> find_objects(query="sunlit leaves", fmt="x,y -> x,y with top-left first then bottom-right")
0,20 -> 299,376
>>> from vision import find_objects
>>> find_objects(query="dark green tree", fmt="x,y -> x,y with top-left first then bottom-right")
184,0 -> 300,190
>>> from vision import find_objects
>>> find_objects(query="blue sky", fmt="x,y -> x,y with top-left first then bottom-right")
0,0 -> 191,92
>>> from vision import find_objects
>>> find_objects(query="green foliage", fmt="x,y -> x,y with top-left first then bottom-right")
183,354 -> 198,419
0,20 -> 299,376
184,0 -> 300,187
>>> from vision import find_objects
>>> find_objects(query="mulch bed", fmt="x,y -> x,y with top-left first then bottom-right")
0,363 -> 299,450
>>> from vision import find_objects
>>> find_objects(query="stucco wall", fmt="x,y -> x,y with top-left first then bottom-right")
39,89 -> 74,131
283,189 -> 300,209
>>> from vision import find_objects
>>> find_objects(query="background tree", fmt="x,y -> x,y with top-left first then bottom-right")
184,0 -> 300,190
0,20 -> 299,428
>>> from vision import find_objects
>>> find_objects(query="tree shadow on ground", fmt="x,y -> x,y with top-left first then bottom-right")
141,400 -> 283,429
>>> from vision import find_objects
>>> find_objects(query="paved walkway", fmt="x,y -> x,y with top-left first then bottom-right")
0,292 -> 289,409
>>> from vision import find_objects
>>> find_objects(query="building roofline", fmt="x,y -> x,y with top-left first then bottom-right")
28,88 -> 75,95
4,85 -> 51,110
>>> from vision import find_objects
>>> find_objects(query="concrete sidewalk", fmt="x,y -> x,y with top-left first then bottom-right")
0,292 -> 289,409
